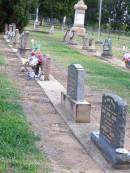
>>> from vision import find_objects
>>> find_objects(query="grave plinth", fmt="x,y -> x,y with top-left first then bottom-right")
91,93 -> 130,169
61,64 -> 91,123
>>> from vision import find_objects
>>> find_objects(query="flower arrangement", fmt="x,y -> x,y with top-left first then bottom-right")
123,53 -> 130,68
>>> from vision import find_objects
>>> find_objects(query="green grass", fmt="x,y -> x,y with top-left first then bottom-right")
30,31 -> 130,111
0,55 -> 52,172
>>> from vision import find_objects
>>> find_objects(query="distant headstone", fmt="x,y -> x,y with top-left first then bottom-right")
43,56 -> 51,80
62,16 -> 66,31
67,64 -> 85,102
19,31 -> 31,57
91,93 -> 130,168
102,39 -> 112,56
61,64 -> 91,123
15,29 -> 20,48
49,25 -> 54,34
34,8 -> 39,30
82,37 -> 89,50
4,24 -> 8,35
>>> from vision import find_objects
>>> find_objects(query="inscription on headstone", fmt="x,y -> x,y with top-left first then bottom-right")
67,64 -> 85,101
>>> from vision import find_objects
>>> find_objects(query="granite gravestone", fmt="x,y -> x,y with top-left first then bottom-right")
61,64 -> 91,123
91,93 -> 130,168
102,39 -> 112,56
82,37 -> 89,50
67,64 -> 85,102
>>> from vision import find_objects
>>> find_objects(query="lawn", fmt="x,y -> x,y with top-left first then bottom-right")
30,31 -> 130,112
0,55 -> 52,173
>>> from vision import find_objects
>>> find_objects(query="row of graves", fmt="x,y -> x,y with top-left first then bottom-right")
61,63 -> 130,169
4,23 -> 51,81
64,0 -> 112,57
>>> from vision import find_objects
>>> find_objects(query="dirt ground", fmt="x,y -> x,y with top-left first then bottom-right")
1,34 -> 130,173
0,36 -> 105,173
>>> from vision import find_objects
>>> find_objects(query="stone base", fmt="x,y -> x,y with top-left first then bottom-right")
71,26 -> 86,36
18,48 -> 31,58
61,92 -> 91,123
91,131 -> 130,169
101,52 -> 112,57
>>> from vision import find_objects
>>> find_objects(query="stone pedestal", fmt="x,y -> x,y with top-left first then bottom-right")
61,92 -> 91,123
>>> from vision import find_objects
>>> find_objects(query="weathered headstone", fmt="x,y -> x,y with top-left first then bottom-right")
102,39 -> 112,56
43,56 -> 51,80
61,64 -> 91,123
19,31 -> 31,58
49,25 -> 54,34
72,0 -> 87,34
15,29 -> 20,48
4,24 -> 8,35
91,93 -> 130,168
67,64 -> 85,101
82,37 -> 89,50
34,8 -> 39,30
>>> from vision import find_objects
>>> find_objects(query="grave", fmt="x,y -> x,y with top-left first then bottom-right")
71,0 -> 87,34
61,64 -> 91,123
14,29 -> 20,48
102,39 -> 112,57
91,93 -> 130,169
19,31 -> 31,58
34,8 -> 39,30
42,55 -> 51,80
82,37 -> 96,52
49,25 -> 54,34
4,24 -> 8,36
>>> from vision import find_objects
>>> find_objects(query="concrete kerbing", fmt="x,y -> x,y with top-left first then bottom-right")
3,35 -> 130,173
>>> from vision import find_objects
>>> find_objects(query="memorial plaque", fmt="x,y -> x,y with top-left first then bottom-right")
100,93 -> 128,149
67,64 -> 85,101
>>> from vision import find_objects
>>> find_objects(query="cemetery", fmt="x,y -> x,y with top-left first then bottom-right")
1,0 -> 130,173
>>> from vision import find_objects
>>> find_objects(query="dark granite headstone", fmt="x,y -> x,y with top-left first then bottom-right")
102,39 -> 112,56
67,64 -> 85,102
91,93 -> 130,168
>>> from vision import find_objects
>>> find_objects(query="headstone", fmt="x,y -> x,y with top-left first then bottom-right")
34,8 -> 39,30
102,39 -> 112,56
49,25 -> 54,34
67,64 -> 85,102
61,64 -> 91,123
12,23 -> 16,33
4,24 -> 8,35
15,29 -> 20,48
82,37 -> 89,50
62,16 -> 66,31
43,56 -> 51,80
91,93 -> 130,168
19,31 -> 31,58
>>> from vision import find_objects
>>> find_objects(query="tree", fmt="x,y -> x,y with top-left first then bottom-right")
0,0 -> 38,32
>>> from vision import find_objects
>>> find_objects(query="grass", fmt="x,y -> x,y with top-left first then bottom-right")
0,54 -> 52,172
30,31 -> 130,111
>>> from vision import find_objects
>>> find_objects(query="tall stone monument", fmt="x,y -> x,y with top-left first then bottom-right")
61,64 -> 91,123
71,0 -> 87,34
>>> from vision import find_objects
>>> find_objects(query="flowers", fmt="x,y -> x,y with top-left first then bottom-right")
123,53 -> 130,63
